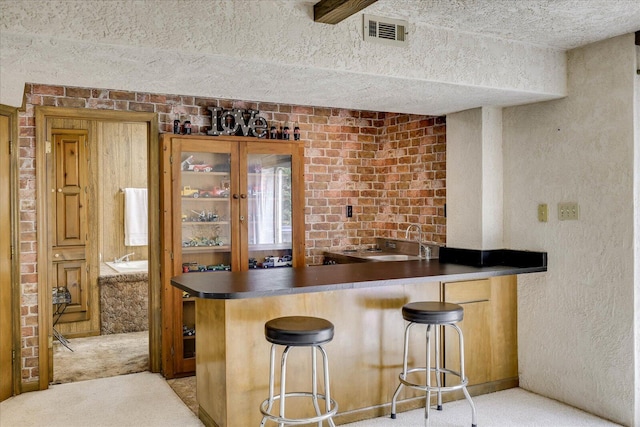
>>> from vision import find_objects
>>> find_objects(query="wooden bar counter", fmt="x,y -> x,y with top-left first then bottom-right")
170,258 -> 546,427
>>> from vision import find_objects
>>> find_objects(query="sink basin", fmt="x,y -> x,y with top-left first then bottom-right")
105,260 -> 148,273
366,254 -> 420,261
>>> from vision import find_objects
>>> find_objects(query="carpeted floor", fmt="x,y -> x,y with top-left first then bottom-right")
5,333 -> 619,427
0,378 -> 621,427
0,372 -> 203,427
344,388 -> 621,426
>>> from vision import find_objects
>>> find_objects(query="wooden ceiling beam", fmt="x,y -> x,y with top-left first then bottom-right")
314,0 -> 378,24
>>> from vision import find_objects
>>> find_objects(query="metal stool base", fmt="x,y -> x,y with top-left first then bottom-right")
390,321 -> 477,427
260,392 -> 338,425
259,343 -> 337,427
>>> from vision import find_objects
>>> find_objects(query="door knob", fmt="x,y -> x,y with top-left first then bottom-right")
57,188 -> 62,192
232,194 -> 239,199
240,194 -> 247,199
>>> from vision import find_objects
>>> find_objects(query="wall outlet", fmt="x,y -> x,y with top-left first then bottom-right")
346,205 -> 353,218
537,204 -> 548,222
558,202 -> 579,220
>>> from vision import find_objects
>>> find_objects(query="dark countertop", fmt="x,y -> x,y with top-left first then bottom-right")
170,258 -> 547,300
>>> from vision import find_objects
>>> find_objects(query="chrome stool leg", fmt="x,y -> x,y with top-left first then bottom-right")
451,323 -> 477,427
435,325 -> 443,411
311,346 -> 322,426
278,347 -> 291,427
318,345 -> 336,427
391,322 -> 415,418
425,324 -> 432,426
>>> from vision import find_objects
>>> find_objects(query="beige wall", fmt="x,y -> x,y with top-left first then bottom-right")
502,34 -> 637,426
446,106 -> 504,249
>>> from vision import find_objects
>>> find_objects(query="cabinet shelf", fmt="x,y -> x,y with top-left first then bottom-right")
182,245 -> 231,253
182,221 -> 230,226
182,171 -> 229,176
249,243 -> 292,251
181,197 -> 229,202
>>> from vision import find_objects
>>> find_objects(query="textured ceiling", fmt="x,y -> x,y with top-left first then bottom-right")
351,0 -> 640,50
1,0 -> 638,114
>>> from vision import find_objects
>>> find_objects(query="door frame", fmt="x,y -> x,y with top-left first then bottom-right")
35,107 -> 160,389
0,104 -> 20,398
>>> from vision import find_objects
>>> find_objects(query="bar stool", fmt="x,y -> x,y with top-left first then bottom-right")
391,302 -> 477,426
259,316 -> 338,426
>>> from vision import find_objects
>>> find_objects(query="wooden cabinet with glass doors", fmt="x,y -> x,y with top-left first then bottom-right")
160,134 -> 304,378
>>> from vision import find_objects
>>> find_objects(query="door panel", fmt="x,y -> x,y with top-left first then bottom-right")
54,134 -> 87,246
444,279 -> 492,386
55,260 -> 88,318
52,131 -> 89,324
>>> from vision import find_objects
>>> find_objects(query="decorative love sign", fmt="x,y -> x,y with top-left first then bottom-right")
207,107 -> 268,138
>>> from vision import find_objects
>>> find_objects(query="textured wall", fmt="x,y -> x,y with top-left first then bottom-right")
503,34 -> 636,425
15,84 -> 445,381
446,108 -> 484,249
0,1 -> 566,113
447,107 -> 505,249
634,45 -> 640,425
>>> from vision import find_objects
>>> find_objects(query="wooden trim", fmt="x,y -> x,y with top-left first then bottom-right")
35,107 -> 50,390
0,104 -> 20,396
314,0 -> 378,24
36,107 -> 159,389
147,119 -> 161,374
19,380 -> 40,394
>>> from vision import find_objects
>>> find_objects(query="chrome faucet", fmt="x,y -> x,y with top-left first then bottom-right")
405,224 -> 428,259
114,253 -> 135,263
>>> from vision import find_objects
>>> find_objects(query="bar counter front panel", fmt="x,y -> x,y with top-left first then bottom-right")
171,259 -> 546,426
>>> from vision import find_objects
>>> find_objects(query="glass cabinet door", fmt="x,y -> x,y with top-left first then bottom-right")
246,153 -> 293,268
178,149 -> 233,273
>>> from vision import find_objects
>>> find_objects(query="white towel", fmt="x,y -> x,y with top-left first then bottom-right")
124,188 -> 148,246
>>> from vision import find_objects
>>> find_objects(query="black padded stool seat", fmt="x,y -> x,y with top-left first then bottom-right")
402,301 -> 464,324
265,316 -> 334,346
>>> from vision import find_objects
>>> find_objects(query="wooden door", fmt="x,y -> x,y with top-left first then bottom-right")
51,132 -> 90,322
443,276 -> 518,388
0,114 -> 13,401
443,279 -> 492,386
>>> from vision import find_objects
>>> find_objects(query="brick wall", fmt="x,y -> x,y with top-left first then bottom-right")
16,84 -> 446,382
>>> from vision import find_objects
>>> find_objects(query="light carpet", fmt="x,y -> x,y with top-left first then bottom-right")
343,388 -> 621,427
1,374 -> 622,427
0,372 -> 203,427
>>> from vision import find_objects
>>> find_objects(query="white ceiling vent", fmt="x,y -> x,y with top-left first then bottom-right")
363,14 -> 408,47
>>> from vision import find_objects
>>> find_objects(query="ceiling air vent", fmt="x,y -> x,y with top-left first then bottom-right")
363,14 -> 408,47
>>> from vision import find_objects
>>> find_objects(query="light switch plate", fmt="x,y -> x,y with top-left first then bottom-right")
558,202 -> 579,220
537,204 -> 548,222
